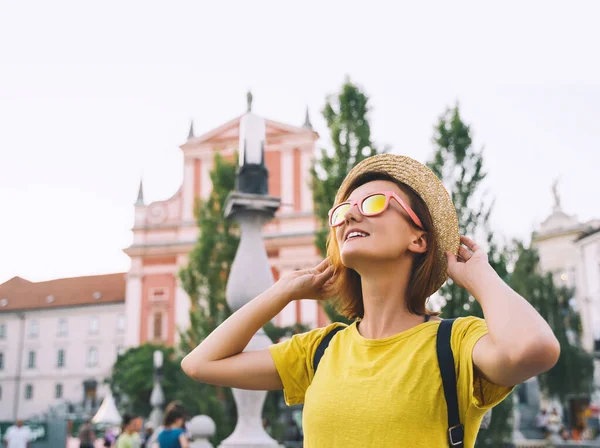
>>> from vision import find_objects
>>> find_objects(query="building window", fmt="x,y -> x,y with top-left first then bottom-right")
89,316 -> 99,335
0,352 -> 3,370
86,347 -> 98,367
0,323 -> 6,339
0,385 -> 2,400
150,288 -> 167,302
116,314 -> 126,333
117,345 -> 126,357
28,320 -> 39,338
57,349 -> 65,368
153,313 -> 163,340
25,384 -> 33,400
55,383 -> 63,399
58,318 -> 68,336
27,351 -> 36,369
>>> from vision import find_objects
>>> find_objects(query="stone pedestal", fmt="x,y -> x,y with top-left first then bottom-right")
219,192 -> 282,448
189,415 -> 216,448
149,378 -> 165,429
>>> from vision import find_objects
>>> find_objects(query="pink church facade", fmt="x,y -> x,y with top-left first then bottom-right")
123,111 -> 329,348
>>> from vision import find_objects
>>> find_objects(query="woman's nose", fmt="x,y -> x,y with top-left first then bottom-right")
343,203 -> 362,223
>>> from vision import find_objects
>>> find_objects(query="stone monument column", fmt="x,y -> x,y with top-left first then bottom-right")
149,350 -> 165,429
218,104 -> 281,447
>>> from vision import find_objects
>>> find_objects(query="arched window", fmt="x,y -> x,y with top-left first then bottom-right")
86,347 -> 98,367
89,316 -> 99,334
55,383 -> 63,399
153,313 -> 163,340
57,349 -> 65,367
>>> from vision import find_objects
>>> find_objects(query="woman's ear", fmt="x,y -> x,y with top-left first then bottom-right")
408,231 -> 428,254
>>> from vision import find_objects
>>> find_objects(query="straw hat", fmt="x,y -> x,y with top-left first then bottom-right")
335,153 -> 460,292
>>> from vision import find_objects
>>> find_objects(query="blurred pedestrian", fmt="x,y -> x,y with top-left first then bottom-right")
78,420 -> 95,448
141,422 -> 154,448
2,420 -> 31,448
145,401 -> 187,448
102,427 -> 116,448
534,408 -> 549,437
157,406 -> 188,448
115,414 -> 142,448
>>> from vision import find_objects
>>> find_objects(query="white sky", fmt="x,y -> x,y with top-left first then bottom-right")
1,0 -> 599,284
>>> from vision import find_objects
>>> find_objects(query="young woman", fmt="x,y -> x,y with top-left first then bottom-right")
181,154 -> 560,447
157,406 -> 189,448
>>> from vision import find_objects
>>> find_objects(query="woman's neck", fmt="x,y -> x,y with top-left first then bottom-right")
357,257 -> 423,339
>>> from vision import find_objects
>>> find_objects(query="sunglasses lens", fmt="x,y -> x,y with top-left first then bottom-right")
330,203 -> 351,226
362,194 -> 387,215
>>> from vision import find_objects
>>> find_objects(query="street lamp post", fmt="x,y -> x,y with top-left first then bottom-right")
218,105 -> 280,447
149,350 -> 165,429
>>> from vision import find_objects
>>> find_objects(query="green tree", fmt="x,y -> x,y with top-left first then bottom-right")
427,105 -> 512,446
106,344 -> 180,417
310,78 -> 383,324
179,152 -> 239,352
427,104 -> 493,319
509,242 -> 594,407
177,152 -> 240,443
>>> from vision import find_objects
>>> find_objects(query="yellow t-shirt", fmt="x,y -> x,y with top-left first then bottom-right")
269,316 -> 514,447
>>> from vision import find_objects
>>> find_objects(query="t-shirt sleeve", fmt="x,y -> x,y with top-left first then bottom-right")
451,316 -> 515,411
268,322 -> 346,406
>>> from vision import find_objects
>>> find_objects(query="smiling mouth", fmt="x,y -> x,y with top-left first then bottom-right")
345,232 -> 370,241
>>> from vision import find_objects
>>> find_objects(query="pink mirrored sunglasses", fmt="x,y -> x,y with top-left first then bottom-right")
328,190 -> 423,229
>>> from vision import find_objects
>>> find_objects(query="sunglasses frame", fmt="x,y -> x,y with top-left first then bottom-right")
328,190 -> 424,229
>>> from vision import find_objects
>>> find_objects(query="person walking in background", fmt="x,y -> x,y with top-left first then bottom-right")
2,420 -> 31,448
115,415 -> 142,448
102,427 -> 117,448
157,406 -> 189,448
145,401 -> 187,448
534,408 -> 549,438
140,423 -> 154,448
77,420 -> 95,448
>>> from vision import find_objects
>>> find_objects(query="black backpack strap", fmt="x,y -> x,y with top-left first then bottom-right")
313,326 -> 345,374
436,318 -> 464,447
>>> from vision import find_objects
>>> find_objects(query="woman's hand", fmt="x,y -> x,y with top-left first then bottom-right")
445,235 -> 495,291
275,258 -> 337,302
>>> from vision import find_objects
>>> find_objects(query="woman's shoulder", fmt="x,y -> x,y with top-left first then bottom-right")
452,315 -> 486,330
293,321 -> 349,344
447,316 -> 489,351
270,321 -> 349,358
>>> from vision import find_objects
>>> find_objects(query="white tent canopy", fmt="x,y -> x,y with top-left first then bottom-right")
92,392 -> 122,425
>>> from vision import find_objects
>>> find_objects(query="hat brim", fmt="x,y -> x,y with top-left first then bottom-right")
335,154 -> 460,294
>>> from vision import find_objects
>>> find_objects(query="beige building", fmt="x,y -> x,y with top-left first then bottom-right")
532,182 -> 600,349
532,182 -> 600,403
0,273 -> 126,420
574,228 -> 600,354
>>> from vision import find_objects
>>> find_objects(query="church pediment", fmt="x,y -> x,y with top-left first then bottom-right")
191,116 -> 316,145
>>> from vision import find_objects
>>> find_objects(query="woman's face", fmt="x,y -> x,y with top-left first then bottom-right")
335,180 -> 426,270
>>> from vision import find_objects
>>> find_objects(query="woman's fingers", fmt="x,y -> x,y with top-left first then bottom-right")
458,246 -> 472,261
460,235 -> 480,253
315,265 -> 335,284
312,258 -> 331,274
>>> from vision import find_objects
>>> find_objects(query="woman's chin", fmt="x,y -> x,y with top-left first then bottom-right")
340,245 -> 378,266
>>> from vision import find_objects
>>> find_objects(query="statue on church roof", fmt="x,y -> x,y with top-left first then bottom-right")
247,90 -> 253,112
552,178 -> 561,209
